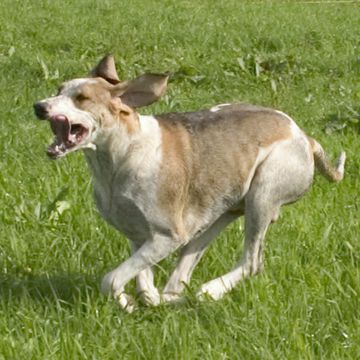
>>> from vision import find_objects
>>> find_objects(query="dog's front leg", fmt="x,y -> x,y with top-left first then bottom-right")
130,242 -> 161,306
101,233 -> 181,311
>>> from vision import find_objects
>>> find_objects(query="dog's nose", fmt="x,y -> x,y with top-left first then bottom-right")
33,102 -> 49,120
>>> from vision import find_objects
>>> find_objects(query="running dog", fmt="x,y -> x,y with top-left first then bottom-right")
34,55 -> 345,312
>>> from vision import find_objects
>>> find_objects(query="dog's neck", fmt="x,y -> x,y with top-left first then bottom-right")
84,113 -> 163,180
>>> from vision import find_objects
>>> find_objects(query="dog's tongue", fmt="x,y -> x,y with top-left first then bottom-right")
50,115 -> 70,143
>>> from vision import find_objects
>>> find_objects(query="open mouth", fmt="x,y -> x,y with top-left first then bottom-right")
47,115 -> 89,159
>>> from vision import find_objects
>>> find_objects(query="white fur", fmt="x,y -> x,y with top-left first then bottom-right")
210,103 -> 231,112
86,114 -> 170,310
129,115 -> 163,173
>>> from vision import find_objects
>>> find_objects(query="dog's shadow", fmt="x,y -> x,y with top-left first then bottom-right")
0,273 -> 99,305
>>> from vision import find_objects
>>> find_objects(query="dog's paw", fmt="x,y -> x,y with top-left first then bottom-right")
139,289 -> 161,306
101,273 -> 137,312
161,292 -> 183,304
115,292 -> 137,313
196,279 -> 228,301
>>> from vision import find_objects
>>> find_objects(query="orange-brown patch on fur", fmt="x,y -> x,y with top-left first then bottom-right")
71,79 -> 120,129
157,121 -> 192,241
306,135 -> 316,165
155,107 -> 294,235
234,112 -> 293,147
186,112 -> 292,215
73,78 -> 140,133
110,99 -> 140,134
306,135 -> 316,154
73,79 -> 112,107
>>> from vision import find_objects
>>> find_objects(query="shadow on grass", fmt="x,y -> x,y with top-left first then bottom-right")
0,273 -> 99,305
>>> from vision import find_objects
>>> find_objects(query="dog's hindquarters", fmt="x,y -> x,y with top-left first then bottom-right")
196,135 -> 316,300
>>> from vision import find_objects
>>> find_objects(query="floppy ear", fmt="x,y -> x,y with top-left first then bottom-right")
90,55 -> 120,85
111,73 -> 169,108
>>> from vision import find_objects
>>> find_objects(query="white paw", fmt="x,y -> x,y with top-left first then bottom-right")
161,292 -> 182,304
196,279 -> 228,301
116,292 -> 136,313
101,272 -> 137,312
139,289 -> 161,306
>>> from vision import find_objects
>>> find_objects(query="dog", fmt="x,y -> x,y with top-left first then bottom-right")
34,55 -> 346,312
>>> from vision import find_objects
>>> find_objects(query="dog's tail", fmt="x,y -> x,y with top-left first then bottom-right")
308,137 -> 346,182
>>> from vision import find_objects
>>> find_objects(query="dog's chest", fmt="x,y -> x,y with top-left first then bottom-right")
92,171 -> 161,242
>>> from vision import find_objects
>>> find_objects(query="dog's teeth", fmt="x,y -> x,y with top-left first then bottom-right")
84,143 -> 97,151
68,134 -> 76,144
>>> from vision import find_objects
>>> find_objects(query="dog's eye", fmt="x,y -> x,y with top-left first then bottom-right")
76,94 -> 89,102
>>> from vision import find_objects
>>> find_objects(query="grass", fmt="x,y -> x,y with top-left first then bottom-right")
0,0 -> 359,359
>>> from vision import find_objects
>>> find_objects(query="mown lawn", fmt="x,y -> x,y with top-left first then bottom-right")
0,1 -> 359,359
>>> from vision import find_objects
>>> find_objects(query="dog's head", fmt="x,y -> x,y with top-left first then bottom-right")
34,55 -> 168,159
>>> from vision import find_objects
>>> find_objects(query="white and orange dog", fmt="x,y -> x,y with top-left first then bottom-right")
34,56 -> 345,311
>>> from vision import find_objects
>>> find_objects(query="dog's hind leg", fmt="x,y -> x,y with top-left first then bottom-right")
197,138 -> 314,301
196,195 -> 276,301
162,213 -> 238,303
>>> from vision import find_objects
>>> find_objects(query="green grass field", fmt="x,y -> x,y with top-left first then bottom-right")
0,0 -> 359,359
